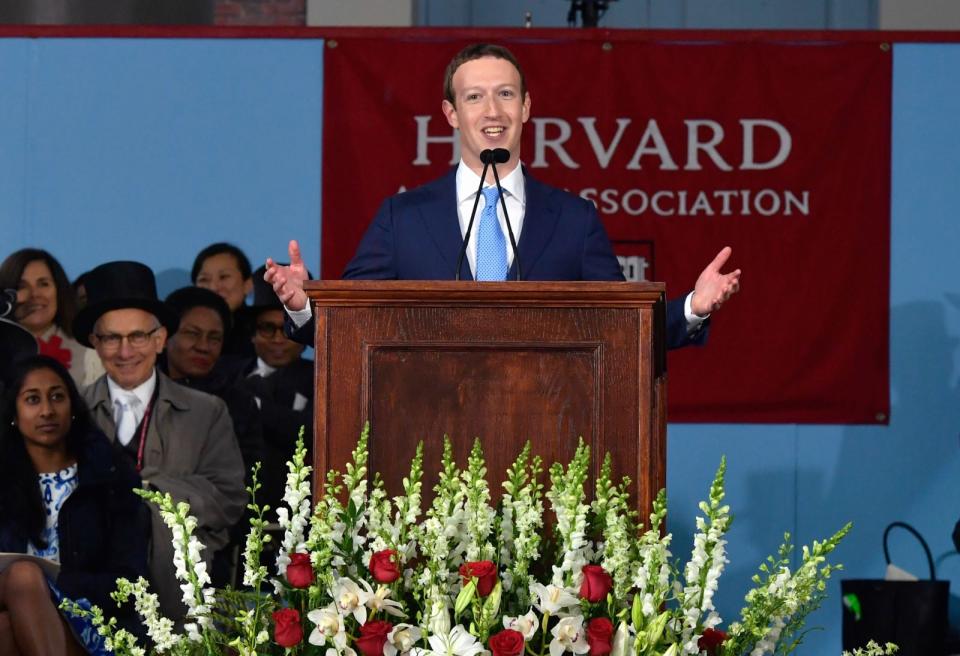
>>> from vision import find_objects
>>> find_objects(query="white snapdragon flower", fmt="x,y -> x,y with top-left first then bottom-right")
530,583 -> 580,616
385,623 -> 423,656
502,609 -> 540,640
414,625 -> 485,656
332,577 -> 374,624
308,604 -> 348,649
126,578 -> 180,651
549,616 -> 590,656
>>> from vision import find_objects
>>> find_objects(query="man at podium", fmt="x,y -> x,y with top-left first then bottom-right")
266,43 -> 740,351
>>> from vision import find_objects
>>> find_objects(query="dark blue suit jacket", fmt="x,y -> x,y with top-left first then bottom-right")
295,168 -> 708,349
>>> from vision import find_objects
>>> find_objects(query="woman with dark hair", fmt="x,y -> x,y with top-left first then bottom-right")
162,286 -> 263,586
191,242 -> 256,359
0,355 -> 149,655
0,249 -> 104,387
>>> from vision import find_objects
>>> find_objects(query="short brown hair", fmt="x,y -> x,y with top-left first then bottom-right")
443,43 -> 527,106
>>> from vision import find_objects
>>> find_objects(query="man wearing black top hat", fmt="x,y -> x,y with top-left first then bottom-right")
237,264 -> 313,515
75,261 -> 246,622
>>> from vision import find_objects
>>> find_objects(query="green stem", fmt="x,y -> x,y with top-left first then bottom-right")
539,611 -> 551,656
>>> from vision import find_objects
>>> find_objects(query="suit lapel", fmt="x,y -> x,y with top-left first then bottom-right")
511,171 -> 560,280
417,168 -> 473,280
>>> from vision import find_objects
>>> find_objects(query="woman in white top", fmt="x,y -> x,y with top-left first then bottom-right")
0,249 -> 104,388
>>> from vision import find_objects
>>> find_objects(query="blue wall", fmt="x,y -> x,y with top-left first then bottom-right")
0,37 -> 324,295
1,35 -> 957,654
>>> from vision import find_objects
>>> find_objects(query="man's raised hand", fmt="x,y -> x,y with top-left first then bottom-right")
690,246 -> 741,317
264,240 -> 309,311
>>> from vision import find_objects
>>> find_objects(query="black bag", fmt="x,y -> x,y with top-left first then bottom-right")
842,521 -> 950,655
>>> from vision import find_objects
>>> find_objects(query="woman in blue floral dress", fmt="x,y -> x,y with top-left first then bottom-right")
0,355 -> 149,655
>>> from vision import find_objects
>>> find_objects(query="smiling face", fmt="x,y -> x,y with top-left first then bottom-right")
442,56 -> 531,179
252,308 -> 305,369
195,253 -> 253,312
92,308 -> 167,390
15,367 -> 72,456
15,259 -> 58,336
165,306 -> 225,380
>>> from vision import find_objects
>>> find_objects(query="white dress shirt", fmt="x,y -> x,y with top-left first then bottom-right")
455,159 -> 526,276
107,370 -> 157,444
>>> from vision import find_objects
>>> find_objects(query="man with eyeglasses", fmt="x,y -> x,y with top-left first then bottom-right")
74,261 -> 246,622
236,264 -> 312,516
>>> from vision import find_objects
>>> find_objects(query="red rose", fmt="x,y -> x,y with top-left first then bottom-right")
355,620 -> 394,656
586,617 -> 614,656
698,628 -> 728,656
369,549 -> 401,583
286,552 -> 314,588
272,608 -> 303,648
459,560 -> 498,597
488,629 -> 525,656
579,565 -> 613,603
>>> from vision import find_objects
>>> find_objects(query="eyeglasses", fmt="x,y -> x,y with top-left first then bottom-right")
93,326 -> 160,351
177,327 -> 224,346
255,322 -> 286,339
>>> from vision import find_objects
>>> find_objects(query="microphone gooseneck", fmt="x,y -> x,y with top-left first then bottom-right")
489,149 -> 522,281
454,152 -> 492,280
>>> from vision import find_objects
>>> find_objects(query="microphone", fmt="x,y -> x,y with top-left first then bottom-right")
0,289 -> 16,318
487,148 -> 522,281
454,154 -> 492,280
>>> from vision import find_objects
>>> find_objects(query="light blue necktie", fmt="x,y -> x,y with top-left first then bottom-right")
475,186 -> 508,281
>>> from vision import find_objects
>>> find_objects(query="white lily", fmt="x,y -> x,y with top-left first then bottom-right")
307,604 -> 348,649
610,622 -> 633,656
385,623 -> 423,656
530,583 -> 580,616
328,648 -> 358,656
332,577 -> 374,625
367,585 -> 407,618
426,597 -> 451,635
503,609 -> 540,641
549,616 -> 590,656
414,625 -> 486,656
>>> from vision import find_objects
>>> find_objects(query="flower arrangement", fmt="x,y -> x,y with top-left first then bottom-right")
64,427 -> 895,656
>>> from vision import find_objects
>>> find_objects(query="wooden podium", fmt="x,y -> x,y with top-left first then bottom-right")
306,280 -> 667,514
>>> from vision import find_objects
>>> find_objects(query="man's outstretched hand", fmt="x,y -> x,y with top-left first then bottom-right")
690,246 -> 741,317
264,239 -> 309,311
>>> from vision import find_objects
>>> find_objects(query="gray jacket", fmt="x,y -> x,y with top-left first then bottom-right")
84,370 -> 247,621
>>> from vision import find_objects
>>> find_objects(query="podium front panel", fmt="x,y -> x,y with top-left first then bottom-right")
308,281 -> 665,515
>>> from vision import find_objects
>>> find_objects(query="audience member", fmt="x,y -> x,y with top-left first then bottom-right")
0,355 -> 149,655
192,242 -> 256,359
162,286 -> 263,478
162,286 -> 264,587
0,249 -> 104,387
238,264 -> 313,515
74,261 -> 246,621
72,270 -> 91,311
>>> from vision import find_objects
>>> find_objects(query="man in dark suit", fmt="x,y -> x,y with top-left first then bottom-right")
236,264 -> 313,515
266,44 -> 740,349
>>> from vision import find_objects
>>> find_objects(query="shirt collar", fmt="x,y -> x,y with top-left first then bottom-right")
253,357 -> 277,378
107,369 -> 157,407
455,159 -> 526,207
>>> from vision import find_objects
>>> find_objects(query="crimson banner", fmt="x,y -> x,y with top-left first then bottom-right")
322,34 -> 891,424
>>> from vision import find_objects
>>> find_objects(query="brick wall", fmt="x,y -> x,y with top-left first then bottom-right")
215,0 -> 305,26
